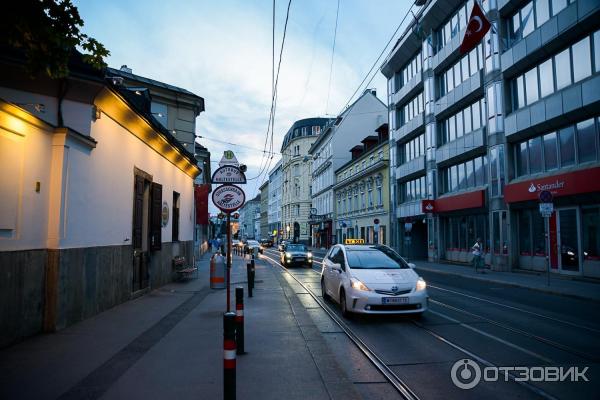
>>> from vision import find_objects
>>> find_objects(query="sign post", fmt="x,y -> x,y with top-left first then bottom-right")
212,151 -> 246,312
373,218 -> 380,245
539,190 -> 553,286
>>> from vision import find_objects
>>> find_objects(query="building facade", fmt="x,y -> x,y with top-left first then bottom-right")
238,194 -> 260,239
0,55 -> 202,346
267,159 -> 283,242
259,181 -> 269,240
334,126 -> 391,246
309,90 -> 387,249
280,118 -> 332,244
381,0 -> 600,277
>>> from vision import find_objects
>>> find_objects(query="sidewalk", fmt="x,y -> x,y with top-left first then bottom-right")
414,260 -> 600,302
0,253 -> 360,400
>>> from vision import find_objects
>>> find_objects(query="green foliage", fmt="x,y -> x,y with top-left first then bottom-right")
1,0 -> 110,78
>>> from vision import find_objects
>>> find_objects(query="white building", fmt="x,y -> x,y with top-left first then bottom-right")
0,54 -> 202,346
308,89 -> 387,248
267,159 -> 283,241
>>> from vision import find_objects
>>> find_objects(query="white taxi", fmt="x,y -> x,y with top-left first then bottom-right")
320,240 -> 428,317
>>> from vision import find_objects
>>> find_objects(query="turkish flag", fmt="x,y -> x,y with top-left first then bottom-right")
459,2 -> 491,54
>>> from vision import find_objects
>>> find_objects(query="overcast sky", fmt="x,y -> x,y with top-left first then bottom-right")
75,0 -> 414,213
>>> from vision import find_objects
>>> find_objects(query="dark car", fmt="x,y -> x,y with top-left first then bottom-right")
260,239 -> 273,248
280,243 -> 313,267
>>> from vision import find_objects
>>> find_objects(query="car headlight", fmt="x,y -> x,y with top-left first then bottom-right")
416,278 -> 427,291
285,252 -> 292,259
350,278 -> 370,291
307,252 -> 313,258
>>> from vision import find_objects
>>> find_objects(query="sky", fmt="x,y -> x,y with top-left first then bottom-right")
74,0 -> 414,213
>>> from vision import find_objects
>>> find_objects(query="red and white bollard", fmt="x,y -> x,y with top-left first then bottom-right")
223,312 -> 236,400
235,287 -> 244,354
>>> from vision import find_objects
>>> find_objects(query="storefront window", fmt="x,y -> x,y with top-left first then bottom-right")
519,211 -> 532,255
532,212 -> 546,256
582,207 -> 600,260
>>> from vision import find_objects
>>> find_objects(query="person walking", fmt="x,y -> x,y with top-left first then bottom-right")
472,238 -> 483,273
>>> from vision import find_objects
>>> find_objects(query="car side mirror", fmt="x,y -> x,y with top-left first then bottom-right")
408,263 -> 416,269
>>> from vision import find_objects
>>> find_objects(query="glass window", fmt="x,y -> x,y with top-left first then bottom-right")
446,69 -> 454,93
594,31 -> 600,73
572,37 -> 591,83
458,163 -> 466,190
466,160 -> 475,187
554,48 -> 572,90
475,156 -> 485,186
519,211 -> 532,255
582,207 -> 600,260
551,0 -> 567,16
515,75 -> 525,109
525,67 -> 539,105
449,115 -> 456,141
521,2 -> 535,37
490,147 -> 499,196
461,56 -> 469,81
464,106 -> 472,134
543,131 -> 558,170
559,125 -> 576,166
538,59 -> 554,98
469,48 -> 478,76
452,165 -> 459,191
528,136 -> 543,173
456,111 -> 464,138
577,118 -> 597,163
472,101 -> 481,130
512,12 -> 522,42
532,212 -> 546,256
536,0 -> 550,26
454,63 -> 461,87
517,141 -> 528,176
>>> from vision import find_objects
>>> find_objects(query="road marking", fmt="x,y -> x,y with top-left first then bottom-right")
427,284 -> 600,334
427,310 -> 554,363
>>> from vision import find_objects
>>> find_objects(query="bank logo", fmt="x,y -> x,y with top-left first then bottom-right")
528,183 -> 536,193
451,359 -> 481,389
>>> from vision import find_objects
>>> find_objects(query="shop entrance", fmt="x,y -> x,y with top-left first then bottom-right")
557,208 -> 581,275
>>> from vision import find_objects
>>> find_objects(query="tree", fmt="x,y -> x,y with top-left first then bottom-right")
1,0 -> 109,79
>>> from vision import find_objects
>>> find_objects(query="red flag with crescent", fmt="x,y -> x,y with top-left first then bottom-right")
459,1 -> 491,54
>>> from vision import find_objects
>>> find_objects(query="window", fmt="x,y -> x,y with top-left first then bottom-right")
151,102 -> 168,128
472,101 -> 482,131
376,177 -> 383,206
595,30 -> 600,73
312,126 -> 321,135
582,207 -> 600,261
399,176 -> 426,203
441,156 -> 486,195
438,98 -> 484,145
438,44 -> 483,96
538,59 -> 554,98
535,0 -> 550,26
521,2 -> 535,37
525,67 -> 539,105
543,132 -> 558,170
554,48 -> 571,90
559,126 -> 576,166
172,191 -> 180,242
577,118 -> 597,163
396,52 -> 422,90
528,136 -> 543,173
509,0 -> 572,44
572,37 -> 591,83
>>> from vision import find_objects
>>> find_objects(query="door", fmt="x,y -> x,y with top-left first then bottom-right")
557,208 -> 581,275
329,247 -> 346,301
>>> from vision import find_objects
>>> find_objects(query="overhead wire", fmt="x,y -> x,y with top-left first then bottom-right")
324,0 -> 340,115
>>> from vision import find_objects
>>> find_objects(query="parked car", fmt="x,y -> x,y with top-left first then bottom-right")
321,243 -> 428,317
260,239 -> 273,248
245,240 -> 261,254
281,243 -> 313,268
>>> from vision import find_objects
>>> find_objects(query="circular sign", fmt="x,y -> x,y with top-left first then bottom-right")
539,190 -> 553,203
374,218 -> 380,224
212,184 -> 245,213
211,165 -> 247,184
161,202 -> 169,227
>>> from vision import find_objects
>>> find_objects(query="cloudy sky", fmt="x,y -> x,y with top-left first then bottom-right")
75,0 -> 413,212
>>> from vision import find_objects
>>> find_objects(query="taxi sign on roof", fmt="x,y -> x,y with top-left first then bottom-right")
345,238 -> 365,245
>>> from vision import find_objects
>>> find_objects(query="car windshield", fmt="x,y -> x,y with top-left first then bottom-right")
346,246 -> 409,269
286,244 -> 306,252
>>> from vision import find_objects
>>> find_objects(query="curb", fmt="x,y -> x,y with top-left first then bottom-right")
414,266 -> 600,303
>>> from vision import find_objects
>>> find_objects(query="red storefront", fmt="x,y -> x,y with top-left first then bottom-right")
504,167 -> 600,278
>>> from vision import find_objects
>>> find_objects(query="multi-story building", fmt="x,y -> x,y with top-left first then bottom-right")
268,160 -> 283,242
281,118 -> 332,244
381,0 -> 600,277
238,194 -> 261,239
333,125 -> 391,245
259,181 -> 269,240
309,90 -> 387,248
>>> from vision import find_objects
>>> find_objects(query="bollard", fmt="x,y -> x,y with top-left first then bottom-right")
223,312 -> 236,400
250,258 -> 255,290
246,262 -> 253,298
235,287 -> 245,355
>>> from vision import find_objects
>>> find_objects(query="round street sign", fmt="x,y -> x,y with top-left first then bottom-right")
374,218 -> 380,224
539,190 -> 553,203
211,165 -> 247,184
212,184 -> 245,213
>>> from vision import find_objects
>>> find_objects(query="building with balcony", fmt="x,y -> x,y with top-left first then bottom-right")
308,89 -> 387,249
333,126 -> 391,245
280,118 -> 332,244
381,0 -> 600,278
267,159 -> 283,242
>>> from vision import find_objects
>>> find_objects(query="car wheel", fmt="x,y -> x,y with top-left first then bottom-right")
321,278 -> 330,301
340,289 -> 351,318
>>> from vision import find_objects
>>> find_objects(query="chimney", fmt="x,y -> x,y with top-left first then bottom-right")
120,65 -> 133,74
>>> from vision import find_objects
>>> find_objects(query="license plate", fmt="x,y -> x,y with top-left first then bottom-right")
382,297 -> 409,304
294,257 -> 305,261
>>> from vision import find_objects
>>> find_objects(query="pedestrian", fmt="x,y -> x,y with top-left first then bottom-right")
472,237 -> 483,273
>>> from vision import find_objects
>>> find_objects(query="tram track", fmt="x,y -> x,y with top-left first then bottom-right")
261,249 -> 562,400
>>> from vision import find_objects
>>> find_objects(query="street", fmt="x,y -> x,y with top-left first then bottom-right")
261,247 -> 600,400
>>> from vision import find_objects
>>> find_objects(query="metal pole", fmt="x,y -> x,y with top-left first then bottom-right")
227,213 -> 232,312
545,215 -> 550,286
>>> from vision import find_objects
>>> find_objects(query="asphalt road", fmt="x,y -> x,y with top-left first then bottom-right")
262,247 -> 600,400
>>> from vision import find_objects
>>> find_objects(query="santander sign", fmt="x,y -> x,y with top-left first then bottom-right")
527,180 -> 565,193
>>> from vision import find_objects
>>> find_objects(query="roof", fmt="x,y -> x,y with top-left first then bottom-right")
280,117 -> 334,151
106,67 -> 204,104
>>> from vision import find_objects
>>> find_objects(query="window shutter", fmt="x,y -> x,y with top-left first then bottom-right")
150,182 -> 162,251
133,175 -> 144,249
